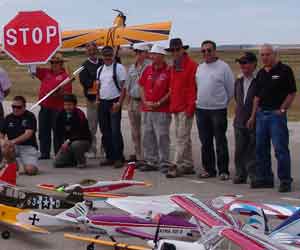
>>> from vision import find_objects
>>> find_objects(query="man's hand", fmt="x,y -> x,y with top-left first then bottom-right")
246,116 -> 256,129
111,102 -> 121,113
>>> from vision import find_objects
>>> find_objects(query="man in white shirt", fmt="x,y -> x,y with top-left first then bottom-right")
96,46 -> 127,168
195,40 -> 234,181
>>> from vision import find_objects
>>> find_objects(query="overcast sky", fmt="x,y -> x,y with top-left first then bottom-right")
0,0 -> 299,46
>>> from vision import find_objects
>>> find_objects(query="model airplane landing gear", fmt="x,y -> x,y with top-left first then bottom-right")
2,230 -> 10,239
86,243 -> 94,250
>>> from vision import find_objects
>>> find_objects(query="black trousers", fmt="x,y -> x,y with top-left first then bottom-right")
196,108 -> 229,176
98,99 -> 124,161
234,127 -> 256,181
38,106 -> 60,157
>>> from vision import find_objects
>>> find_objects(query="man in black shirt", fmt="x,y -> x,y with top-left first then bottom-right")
0,96 -> 38,175
249,44 -> 297,192
79,42 -> 103,159
54,94 -> 91,168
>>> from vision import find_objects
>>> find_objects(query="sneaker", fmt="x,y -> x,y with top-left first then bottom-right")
278,182 -> 291,193
100,159 -> 114,166
180,166 -> 195,175
219,173 -> 230,181
114,160 -> 124,169
197,172 -> 216,179
166,165 -> 182,178
250,180 -> 274,189
159,165 -> 169,174
233,176 -> 247,184
86,152 -> 97,159
140,164 -> 158,172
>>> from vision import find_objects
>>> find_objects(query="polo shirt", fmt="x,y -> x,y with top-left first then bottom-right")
0,110 -> 38,148
255,62 -> 297,110
139,63 -> 170,112
97,63 -> 127,100
37,68 -> 72,110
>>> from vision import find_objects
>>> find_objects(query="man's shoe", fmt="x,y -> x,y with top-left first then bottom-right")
114,160 -> 124,169
233,176 -> 247,184
86,152 -> 97,159
77,163 -> 87,169
278,182 -> 291,193
219,173 -> 230,181
250,180 -> 274,189
166,165 -> 182,178
159,165 -> 169,174
128,155 -> 137,162
100,159 -> 114,166
140,164 -> 158,172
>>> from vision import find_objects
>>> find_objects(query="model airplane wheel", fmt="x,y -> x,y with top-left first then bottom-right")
2,230 -> 10,239
86,243 -> 95,250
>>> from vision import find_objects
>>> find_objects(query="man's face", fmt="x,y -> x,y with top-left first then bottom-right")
12,100 -> 25,116
86,45 -> 98,58
170,47 -> 184,60
240,62 -> 256,76
51,60 -> 63,72
103,54 -> 113,66
201,43 -> 216,63
135,50 -> 148,62
150,53 -> 164,65
260,47 -> 276,67
64,101 -> 76,113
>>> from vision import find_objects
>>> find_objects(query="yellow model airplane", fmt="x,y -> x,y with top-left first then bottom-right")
61,10 -> 172,49
0,204 -> 49,239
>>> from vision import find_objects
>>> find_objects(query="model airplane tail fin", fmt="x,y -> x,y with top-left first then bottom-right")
0,162 -> 17,185
271,208 -> 300,237
56,201 -> 92,222
245,209 -> 269,234
121,162 -> 135,180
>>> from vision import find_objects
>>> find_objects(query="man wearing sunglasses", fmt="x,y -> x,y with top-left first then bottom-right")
125,44 -> 151,165
0,96 -> 38,175
164,38 -> 198,178
233,52 -> 258,185
35,53 -> 72,160
195,40 -> 234,181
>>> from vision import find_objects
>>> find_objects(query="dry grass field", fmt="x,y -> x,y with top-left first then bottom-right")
1,49 -> 300,119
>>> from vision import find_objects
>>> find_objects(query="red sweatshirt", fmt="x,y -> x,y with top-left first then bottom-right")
169,54 -> 198,116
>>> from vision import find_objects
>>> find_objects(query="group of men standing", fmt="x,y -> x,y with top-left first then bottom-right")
0,37 -> 296,193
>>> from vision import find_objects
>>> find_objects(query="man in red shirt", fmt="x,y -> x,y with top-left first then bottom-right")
165,38 -> 198,178
35,53 -> 72,159
139,45 -> 171,172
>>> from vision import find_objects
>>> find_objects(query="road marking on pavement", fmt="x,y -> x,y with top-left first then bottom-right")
187,180 -> 206,184
280,197 -> 300,202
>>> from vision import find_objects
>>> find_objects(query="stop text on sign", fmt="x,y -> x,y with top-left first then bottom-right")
6,26 -> 58,46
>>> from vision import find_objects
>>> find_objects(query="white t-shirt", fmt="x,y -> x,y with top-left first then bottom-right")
97,63 -> 127,100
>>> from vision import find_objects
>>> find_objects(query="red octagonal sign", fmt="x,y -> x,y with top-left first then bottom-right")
2,11 -> 61,65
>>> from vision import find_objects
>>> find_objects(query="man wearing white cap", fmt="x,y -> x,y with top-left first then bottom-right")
139,45 -> 171,172
125,44 -> 151,164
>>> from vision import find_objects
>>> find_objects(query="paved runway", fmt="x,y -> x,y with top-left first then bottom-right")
2,102 -> 300,250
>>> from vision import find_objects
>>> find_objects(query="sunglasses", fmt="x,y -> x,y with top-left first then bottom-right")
169,47 -> 181,52
11,105 -> 23,110
201,48 -> 213,54
50,61 -> 62,65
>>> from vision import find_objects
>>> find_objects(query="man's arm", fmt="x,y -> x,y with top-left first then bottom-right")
224,65 -> 235,101
10,129 -> 34,145
280,93 -> 296,111
246,96 -> 260,129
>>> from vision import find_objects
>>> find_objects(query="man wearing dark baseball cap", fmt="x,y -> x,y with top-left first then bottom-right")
233,51 -> 257,185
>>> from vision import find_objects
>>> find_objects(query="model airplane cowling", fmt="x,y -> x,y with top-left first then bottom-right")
38,162 -> 151,195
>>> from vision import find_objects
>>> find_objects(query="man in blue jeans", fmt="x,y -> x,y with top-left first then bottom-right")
248,44 -> 297,192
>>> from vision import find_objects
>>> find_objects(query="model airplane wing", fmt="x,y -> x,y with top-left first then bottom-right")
64,233 -> 151,250
37,184 -> 126,198
104,194 -> 194,218
61,21 -> 172,49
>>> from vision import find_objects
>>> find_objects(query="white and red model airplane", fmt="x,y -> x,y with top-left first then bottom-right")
37,162 -> 152,196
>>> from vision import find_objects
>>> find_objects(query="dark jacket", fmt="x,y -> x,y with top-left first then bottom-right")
55,108 -> 91,147
79,58 -> 103,101
234,76 -> 257,129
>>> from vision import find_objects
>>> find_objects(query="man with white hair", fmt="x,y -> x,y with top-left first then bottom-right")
125,44 -> 151,164
249,44 -> 297,192
139,45 -> 171,172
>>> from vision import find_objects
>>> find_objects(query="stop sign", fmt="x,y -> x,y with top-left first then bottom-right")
2,11 -> 61,64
